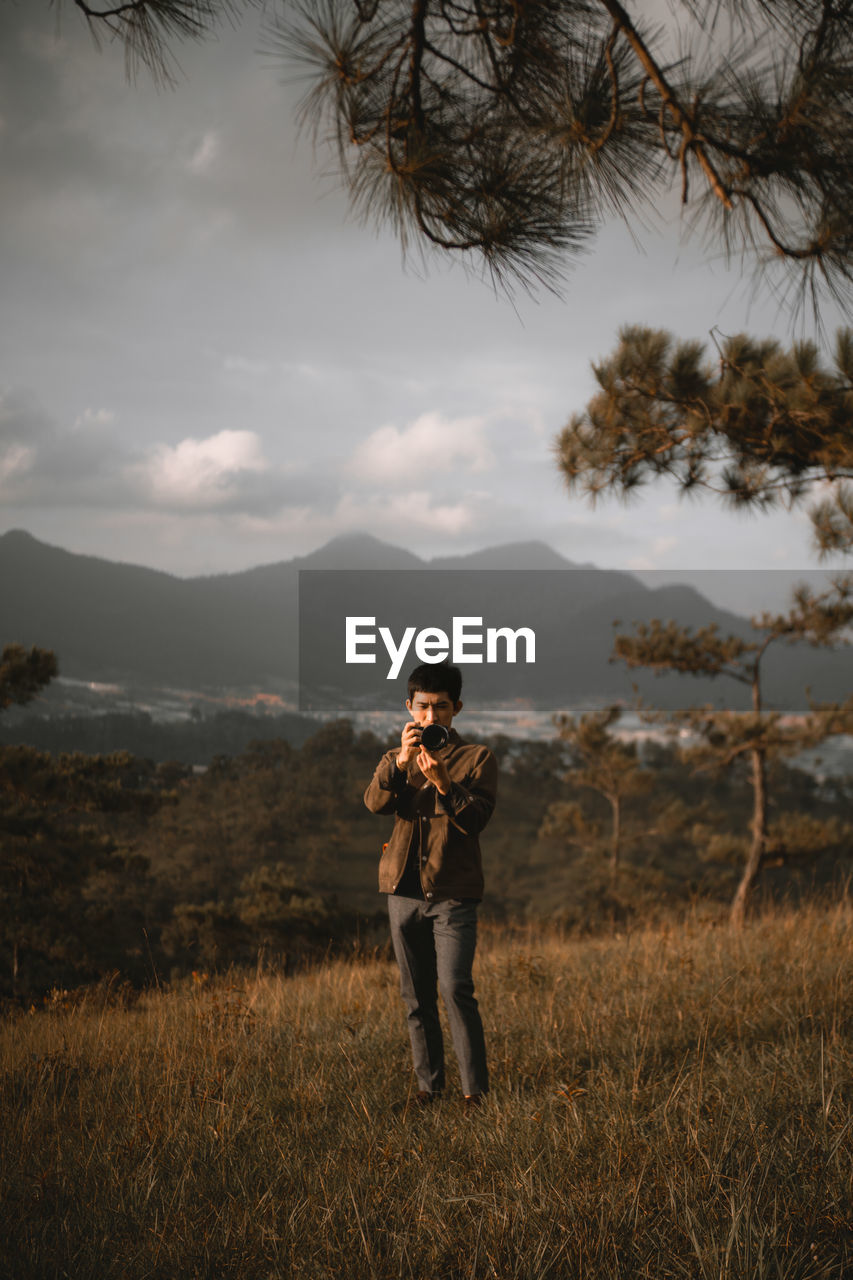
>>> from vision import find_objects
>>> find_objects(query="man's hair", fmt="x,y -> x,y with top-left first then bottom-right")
407,661 -> 462,704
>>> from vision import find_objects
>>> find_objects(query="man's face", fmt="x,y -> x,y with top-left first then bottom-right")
406,690 -> 462,727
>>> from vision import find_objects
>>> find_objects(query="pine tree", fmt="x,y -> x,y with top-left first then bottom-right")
283,0 -> 853,310
0,644 -> 58,712
0,747 -> 157,998
163,862 -> 351,971
556,325 -> 853,557
542,705 -> 651,885
612,578 -> 853,925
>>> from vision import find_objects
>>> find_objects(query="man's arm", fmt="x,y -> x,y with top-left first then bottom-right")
434,747 -> 497,835
365,720 -> 422,814
364,751 -> 411,815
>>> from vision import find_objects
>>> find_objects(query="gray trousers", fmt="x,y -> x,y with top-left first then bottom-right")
387,895 -> 488,1097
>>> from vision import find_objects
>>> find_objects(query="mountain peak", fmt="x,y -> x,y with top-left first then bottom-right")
429,541 -> 580,570
294,533 -> 425,570
1,528 -> 40,546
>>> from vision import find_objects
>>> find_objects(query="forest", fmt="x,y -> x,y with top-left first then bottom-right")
2,711 -> 851,1006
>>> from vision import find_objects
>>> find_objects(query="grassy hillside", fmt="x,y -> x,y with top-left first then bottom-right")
2,903 -> 851,1278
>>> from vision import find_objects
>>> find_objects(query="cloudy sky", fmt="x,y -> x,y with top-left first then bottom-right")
1,1 -> 850,611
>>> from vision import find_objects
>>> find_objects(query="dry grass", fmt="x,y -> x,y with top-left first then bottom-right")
2,902 -> 852,1279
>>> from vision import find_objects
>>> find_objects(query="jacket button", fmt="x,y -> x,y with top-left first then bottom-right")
426,892 -> 434,899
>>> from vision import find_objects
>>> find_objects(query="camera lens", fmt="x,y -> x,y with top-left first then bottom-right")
420,723 -> 449,751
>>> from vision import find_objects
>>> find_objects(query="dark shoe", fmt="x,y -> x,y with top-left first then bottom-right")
463,1093 -> 484,1111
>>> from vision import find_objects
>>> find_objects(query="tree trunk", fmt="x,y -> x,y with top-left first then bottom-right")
609,793 -> 621,886
730,745 -> 767,927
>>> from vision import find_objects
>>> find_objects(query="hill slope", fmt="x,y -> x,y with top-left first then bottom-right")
1,529 -> 850,709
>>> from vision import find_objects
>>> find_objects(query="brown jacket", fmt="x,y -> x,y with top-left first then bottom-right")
364,729 -> 497,901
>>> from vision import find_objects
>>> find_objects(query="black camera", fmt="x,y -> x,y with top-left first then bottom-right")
419,723 -> 450,751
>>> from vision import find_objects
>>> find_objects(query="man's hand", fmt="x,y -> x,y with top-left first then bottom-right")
417,747 -> 451,795
396,721 -> 421,770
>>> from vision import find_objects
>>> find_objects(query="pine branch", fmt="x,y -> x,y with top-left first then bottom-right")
558,323 -> 853,558
68,0 -> 250,83
278,0 -> 853,311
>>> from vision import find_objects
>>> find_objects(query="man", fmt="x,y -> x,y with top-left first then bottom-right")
364,661 -> 497,1109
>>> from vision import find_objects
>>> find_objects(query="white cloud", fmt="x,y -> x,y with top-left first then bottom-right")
223,355 -> 272,377
188,130 -> 220,176
657,503 -> 682,522
138,429 -> 268,507
0,443 -> 34,484
625,537 -> 678,570
348,411 -> 494,482
336,489 -> 478,537
74,407 -> 116,429
0,384 -> 340,517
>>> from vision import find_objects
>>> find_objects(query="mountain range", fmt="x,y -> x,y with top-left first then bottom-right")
1,528 -> 851,712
